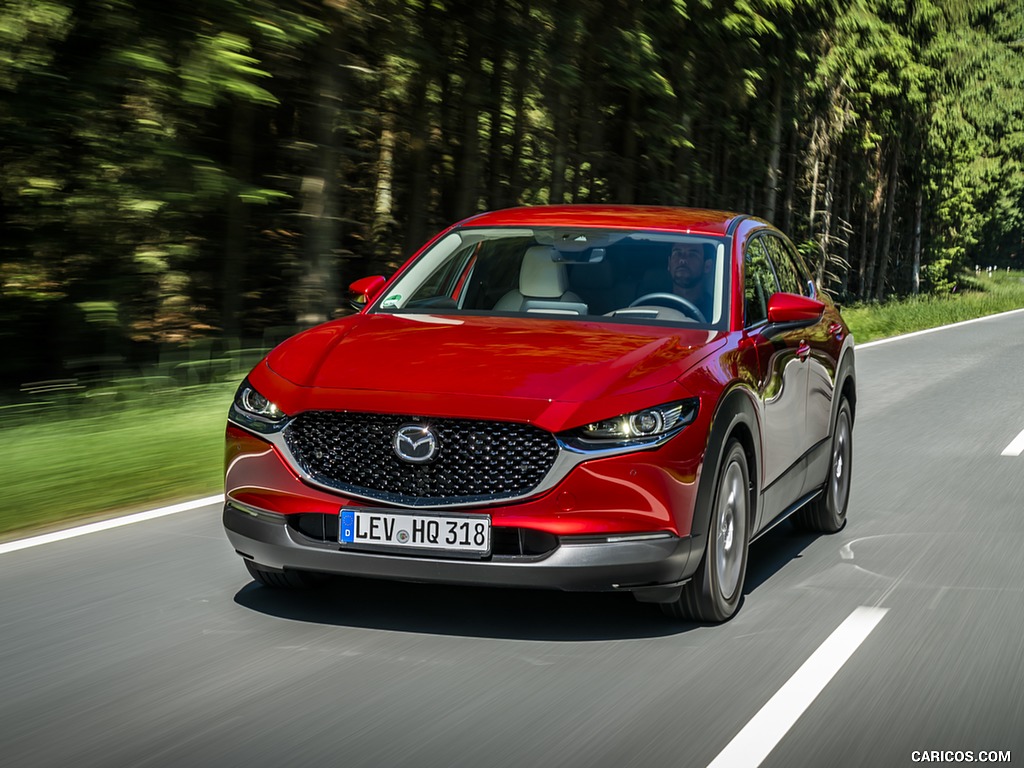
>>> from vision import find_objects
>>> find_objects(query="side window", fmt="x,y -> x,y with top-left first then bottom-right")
744,237 -> 779,327
765,234 -> 814,297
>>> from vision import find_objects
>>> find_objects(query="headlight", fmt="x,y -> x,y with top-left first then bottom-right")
229,380 -> 288,433
561,399 -> 699,450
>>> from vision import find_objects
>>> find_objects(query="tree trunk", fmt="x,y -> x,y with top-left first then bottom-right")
911,184 -> 923,295
222,100 -> 252,339
839,162 -> 852,295
862,144 -> 884,300
857,197 -> 869,297
454,26 -> 483,219
571,72 -> 592,203
782,121 -> 798,235
701,128 -> 718,209
807,116 -> 822,246
438,66 -> 457,221
296,25 -> 343,327
507,14 -> 530,205
764,77 -> 783,223
817,154 -> 835,288
581,61 -> 606,203
671,48 -> 697,205
719,140 -> 732,209
486,5 -> 507,210
550,86 -> 569,204
616,89 -> 639,203
808,153 -> 820,239
404,68 -> 432,255
874,143 -> 901,302
371,108 -> 396,253
675,110 -> 694,204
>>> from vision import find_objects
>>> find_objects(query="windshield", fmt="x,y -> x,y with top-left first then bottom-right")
372,226 -> 730,329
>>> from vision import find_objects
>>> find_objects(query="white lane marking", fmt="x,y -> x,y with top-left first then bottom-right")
1001,428 -> 1024,457
0,494 -> 224,555
706,606 -> 888,768
856,306 -> 1024,349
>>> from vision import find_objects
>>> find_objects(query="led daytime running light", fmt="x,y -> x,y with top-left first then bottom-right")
573,400 -> 697,444
240,387 -> 283,419
230,380 -> 289,433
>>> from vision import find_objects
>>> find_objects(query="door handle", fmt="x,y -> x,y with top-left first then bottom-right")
797,342 -> 811,362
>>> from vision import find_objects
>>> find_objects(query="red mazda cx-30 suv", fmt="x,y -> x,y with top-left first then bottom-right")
223,205 -> 855,622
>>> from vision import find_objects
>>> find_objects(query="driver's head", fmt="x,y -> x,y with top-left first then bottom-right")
668,242 -> 712,292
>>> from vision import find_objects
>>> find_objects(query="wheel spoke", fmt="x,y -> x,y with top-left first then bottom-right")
715,459 -> 747,599
830,413 -> 851,511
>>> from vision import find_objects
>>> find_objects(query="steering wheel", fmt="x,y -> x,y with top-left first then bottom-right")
628,293 -> 707,323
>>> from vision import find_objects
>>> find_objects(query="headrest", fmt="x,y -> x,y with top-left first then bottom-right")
520,246 -> 569,298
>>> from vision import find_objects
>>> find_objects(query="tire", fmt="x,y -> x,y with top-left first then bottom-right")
795,398 -> 852,534
663,440 -> 751,623
244,559 -> 327,589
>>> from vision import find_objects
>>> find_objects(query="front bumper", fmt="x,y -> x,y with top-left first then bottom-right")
224,502 -> 697,595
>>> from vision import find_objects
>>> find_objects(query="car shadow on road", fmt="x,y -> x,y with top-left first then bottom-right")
234,577 -> 687,641
233,520 -> 822,641
744,520 -> 821,593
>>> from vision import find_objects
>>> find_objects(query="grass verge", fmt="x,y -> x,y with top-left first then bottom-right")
4,272 -> 1024,538
843,271 -> 1024,343
2,382 -> 236,539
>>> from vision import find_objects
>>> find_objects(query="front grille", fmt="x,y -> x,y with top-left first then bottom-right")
283,411 -> 560,505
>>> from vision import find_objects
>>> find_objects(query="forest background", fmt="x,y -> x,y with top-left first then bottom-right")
2,0 -> 1024,394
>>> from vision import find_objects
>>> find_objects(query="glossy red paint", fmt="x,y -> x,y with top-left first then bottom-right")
348,275 -> 387,303
263,314 -> 726,428
224,205 -> 855,618
461,205 -> 738,234
767,292 -> 826,323
230,310 -> 731,537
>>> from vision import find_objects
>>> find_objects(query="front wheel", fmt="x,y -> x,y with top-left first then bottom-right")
663,440 -> 751,623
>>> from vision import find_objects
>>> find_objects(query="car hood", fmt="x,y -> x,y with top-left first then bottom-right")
267,313 -> 725,405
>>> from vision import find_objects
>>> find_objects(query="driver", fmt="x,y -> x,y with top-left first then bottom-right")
668,242 -> 714,320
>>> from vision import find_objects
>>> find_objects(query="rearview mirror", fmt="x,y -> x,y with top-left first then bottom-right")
766,292 -> 825,324
348,275 -> 387,310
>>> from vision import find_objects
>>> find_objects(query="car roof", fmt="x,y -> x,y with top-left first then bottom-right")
458,205 -> 744,236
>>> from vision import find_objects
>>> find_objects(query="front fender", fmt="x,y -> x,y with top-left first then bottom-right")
687,385 -> 762,559
833,339 -> 857,427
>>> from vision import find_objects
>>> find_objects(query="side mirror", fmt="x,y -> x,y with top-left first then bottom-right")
348,275 -> 387,310
766,292 -> 825,324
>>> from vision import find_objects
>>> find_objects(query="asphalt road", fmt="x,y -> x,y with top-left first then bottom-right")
2,311 -> 1023,768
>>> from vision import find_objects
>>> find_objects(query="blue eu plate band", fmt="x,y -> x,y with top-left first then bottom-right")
340,510 -> 355,543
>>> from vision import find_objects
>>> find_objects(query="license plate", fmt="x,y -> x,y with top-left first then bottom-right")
339,508 -> 491,557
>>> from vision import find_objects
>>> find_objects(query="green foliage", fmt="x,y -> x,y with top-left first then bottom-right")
2,0 -> 1024,391
181,32 -> 277,107
0,0 -> 73,91
843,271 -> 1024,342
0,382 -> 236,535
3,0 -> 1024,527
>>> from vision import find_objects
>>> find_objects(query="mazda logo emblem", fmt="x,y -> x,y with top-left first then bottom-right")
393,424 -> 439,464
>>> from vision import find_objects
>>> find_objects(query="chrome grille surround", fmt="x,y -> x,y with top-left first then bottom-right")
282,411 -> 560,507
